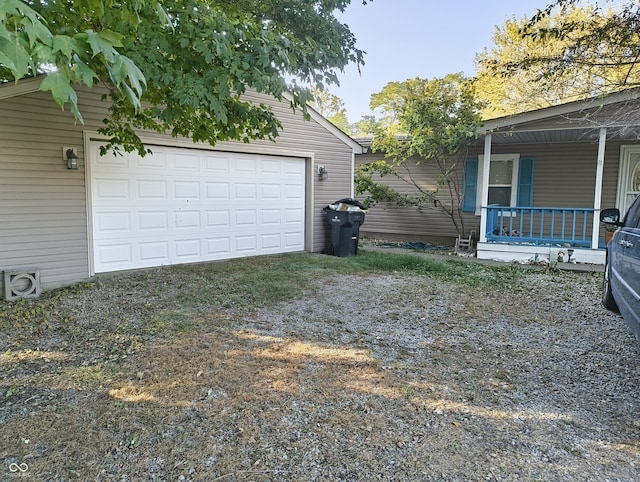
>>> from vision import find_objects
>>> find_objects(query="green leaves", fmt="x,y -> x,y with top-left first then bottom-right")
477,1 -> 640,116
358,74 -> 482,237
2,0 -> 369,152
0,35 -> 29,79
39,71 -> 81,118
0,0 -> 49,79
83,30 -> 118,61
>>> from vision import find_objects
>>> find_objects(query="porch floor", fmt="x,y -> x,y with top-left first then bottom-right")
477,242 -> 606,267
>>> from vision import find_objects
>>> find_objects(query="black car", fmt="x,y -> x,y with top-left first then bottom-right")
600,196 -> 640,341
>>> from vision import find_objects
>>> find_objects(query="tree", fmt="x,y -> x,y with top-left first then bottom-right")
1,0 -> 148,123
1,0 -> 370,155
475,5 -> 613,118
352,115 -> 379,136
367,78 -> 426,135
355,74 -> 483,238
310,87 -> 352,133
482,0 -> 640,116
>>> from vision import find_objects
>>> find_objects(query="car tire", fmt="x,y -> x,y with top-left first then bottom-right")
602,256 -> 619,312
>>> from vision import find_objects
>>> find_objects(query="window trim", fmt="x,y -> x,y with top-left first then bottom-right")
476,153 -> 520,216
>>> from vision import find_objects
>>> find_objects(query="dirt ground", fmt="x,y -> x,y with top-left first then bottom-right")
1,252 -> 640,481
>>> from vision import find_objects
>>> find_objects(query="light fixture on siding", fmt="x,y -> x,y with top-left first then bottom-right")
318,165 -> 328,181
64,146 -> 79,170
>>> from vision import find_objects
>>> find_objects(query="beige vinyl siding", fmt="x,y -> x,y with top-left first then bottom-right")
0,91 -> 88,290
356,139 -> 628,244
355,152 -> 480,244
484,141 -> 622,209
0,85 -> 356,292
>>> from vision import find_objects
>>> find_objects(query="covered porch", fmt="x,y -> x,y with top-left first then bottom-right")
474,89 -> 640,265
480,205 -> 605,264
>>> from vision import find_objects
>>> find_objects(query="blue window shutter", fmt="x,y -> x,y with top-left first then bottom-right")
462,159 -> 478,212
517,157 -> 534,207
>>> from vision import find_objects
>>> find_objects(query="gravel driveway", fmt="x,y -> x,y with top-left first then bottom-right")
1,251 -> 639,481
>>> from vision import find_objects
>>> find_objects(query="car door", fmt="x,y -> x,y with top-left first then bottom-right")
611,196 -> 640,326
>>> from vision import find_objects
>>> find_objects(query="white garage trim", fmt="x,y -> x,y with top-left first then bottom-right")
85,134 -> 313,274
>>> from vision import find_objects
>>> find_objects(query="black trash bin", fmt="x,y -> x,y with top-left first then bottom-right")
323,198 -> 366,257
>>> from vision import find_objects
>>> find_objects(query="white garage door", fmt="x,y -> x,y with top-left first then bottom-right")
89,142 -> 306,273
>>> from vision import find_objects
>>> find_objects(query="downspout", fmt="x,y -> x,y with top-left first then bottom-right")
591,127 -> 607,249
479,133 -> 492,243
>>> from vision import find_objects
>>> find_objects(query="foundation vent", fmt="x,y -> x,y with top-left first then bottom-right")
4,268 -> 42,301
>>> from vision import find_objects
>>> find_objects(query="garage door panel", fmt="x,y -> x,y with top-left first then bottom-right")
261,184 -> 281,199
235,183 -> 257,199
137,180 -> 167,200
96,151 -> 129,169
261,210 -> 281,224
235,210 -> 257,226
139,241 -> 170,263
285,208 -> 304,224
95,178 -> 130,199
205,153 -> 231,172
261,159 -> 282,174
91,143 -> 306,273
284,183 -> 304,200
174,210 -> 201,229
235,157 -> 257,173
285,232 -> 304,248
96,243 -> 132,266
139,211 -> 169,231
206,182 -> 230,200
236,235 -> 258,253
206,210 -> 230,227
261,234 -> 281,250
206,237 -> 231,256
284,160 -> 304,175
138,151 -> 167,170
95,211 -> 131,233
173,152 -> 200,171
175,239 -> 201,259
174,181 -> 200,199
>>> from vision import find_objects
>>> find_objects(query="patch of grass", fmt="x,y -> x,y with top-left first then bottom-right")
172,253 -> 340,310
168,252 -> 526,312
150,309 -> 199,334
318,250 -> 525,289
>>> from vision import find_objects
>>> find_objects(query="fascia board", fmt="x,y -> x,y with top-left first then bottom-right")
0,76 -> 42,100
282,92 -> 365,154
478,88 -> 640,134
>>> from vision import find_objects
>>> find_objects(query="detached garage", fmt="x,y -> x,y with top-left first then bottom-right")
0,78 -> 363,296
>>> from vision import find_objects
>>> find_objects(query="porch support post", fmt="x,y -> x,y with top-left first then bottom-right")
591,127 -> 607,249
479,133 -> 492,243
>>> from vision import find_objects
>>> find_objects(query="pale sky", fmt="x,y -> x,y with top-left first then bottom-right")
332,0 -> 559,121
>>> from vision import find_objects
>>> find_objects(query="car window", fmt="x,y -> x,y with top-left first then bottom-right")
624,195 -> 640,228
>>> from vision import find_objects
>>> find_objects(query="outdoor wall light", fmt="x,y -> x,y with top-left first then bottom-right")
318,165 -> 328,181
64,147 -> 79,170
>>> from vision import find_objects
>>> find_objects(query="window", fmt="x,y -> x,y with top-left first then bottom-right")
462,155 -> 534,215
488,159 -> 514,206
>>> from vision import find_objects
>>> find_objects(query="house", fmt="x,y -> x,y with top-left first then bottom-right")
355,88 -> 640,265
0,77 -> 363,298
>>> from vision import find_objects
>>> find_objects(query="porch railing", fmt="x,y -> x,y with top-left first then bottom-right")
485,206 -> 596,247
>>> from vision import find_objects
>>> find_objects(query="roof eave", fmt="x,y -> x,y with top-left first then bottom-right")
0,76 -> 42,100
478,88 -> 640,135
